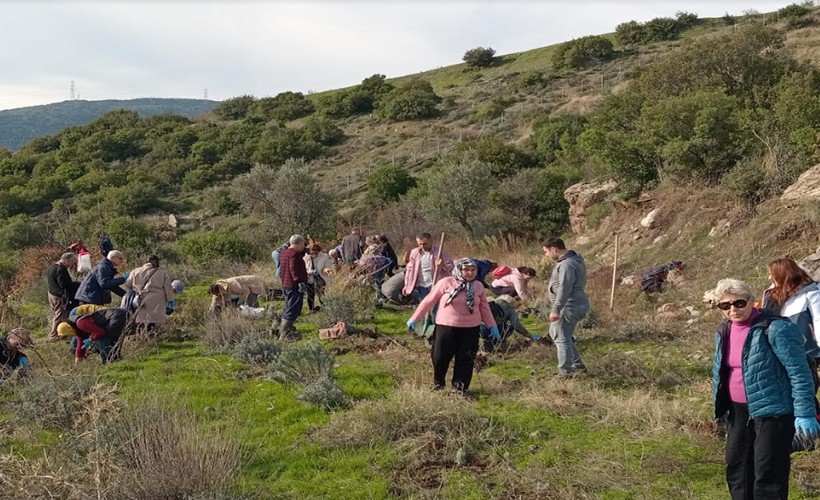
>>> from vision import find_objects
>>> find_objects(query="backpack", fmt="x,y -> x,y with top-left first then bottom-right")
491,266 -> 513,280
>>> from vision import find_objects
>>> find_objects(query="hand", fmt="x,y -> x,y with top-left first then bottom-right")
18,356 -> 29,368
435,258 -> 443,268
531,334 -> 541,341
488,326 -> 501,342
122,271 -> 130,280
795,417 -> 820,439
549,312 -> 560,322
406,320 -> 417,331
323,268 -> 333,275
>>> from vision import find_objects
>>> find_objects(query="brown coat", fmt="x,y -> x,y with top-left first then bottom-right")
210,275 -> 265,307
126,263 -> 173,325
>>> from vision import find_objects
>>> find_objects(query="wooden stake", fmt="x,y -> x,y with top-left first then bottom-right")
609,234 -> 619,312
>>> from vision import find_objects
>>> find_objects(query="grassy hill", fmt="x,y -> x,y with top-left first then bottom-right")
2,5 -> 820,499
0,98 -> 218,150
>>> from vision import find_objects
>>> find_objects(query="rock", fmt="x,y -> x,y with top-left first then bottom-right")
621,275 -> 637,286
528,444 -> 539,454
529,431 -> 541,439
798,248 -> 820,282
655,302 -> 689,322
703,289 -> 719,309
640,208 -> 660,228
782,164 -> 820,207
563,180 -> 619,233
455,448 -> 468,466
168,214 -> 178,228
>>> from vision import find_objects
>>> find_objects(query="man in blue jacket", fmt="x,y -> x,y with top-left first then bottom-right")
75,250 -> 128,306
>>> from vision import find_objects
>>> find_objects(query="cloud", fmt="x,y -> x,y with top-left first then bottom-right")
0,0 -> 794,109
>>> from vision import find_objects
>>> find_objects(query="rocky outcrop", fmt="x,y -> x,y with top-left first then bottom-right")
798,248 -> 820,282
781,164 -> 820,207
564,181 -> 618,233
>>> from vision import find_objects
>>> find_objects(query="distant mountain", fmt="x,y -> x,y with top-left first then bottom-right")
0,98 -> 218,150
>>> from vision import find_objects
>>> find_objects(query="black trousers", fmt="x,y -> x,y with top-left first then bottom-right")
726,403 -> 794,500
282,288 -> 304,322
431,325 -> 479,391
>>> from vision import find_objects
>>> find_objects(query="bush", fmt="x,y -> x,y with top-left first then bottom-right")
11,375 -> 118,432
248,91 -> 315,122
297,376 -> 350,410
106,216 -> 161,261
462,46 -> 496,68
779,3 -> 813,27
471,97 -> 516,121
552,35 -> 614,71
213,95 -> 256,120
643,17 -> 682,42
379,79 -> 442,121
615,21 -> 646,45
267,341 -> 335,385
109,404 -> 240,500
722,12 -> 738,25
516,71 -> 546,90
202,315 -> 268,352
366,164 -> 417,203
675,11 -> 699,28
530,113 -> 587,164
585,203 -> 612,229
456,136 -> 536,179
722,156 -> 766,204
176,230 -> 257,265
231,334 -> 281,366
0,215 -> 47,251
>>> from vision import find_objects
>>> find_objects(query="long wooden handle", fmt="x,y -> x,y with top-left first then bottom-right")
431,232 -> 446,283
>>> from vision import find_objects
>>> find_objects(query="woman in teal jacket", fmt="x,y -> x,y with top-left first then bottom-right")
712,278 -> 820,500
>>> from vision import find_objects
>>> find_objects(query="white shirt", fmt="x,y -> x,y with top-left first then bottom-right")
418,250 -> 434,288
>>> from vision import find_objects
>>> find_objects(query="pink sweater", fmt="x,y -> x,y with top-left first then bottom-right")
410,277 -> 497,329
727,309 -> 760,404
490,269 -> 532,301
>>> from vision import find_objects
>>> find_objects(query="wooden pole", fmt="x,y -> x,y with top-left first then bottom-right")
421,233 -> 446,337
609,234 -> 619,312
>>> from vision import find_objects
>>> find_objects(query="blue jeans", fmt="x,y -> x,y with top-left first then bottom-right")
96,334 -> 121,364
272,250 -> 282,280
282,287 -> 304,321
416,286 -> 436,336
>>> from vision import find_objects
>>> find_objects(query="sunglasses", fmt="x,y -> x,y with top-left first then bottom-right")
717,299 -> 748,311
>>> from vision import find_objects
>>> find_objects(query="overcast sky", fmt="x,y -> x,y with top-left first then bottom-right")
0,0 -> 793,110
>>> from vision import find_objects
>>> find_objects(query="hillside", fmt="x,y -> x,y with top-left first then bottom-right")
2,5 -> 820,499
0,98 -> 218,150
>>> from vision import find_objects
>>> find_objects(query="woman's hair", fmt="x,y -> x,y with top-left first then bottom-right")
310,243 -> 322,253
714,278 -> 755,302
517,267 -> 537,278
209,284 -> 222,296
147,255 -> 160,268
768,258 -> 813,305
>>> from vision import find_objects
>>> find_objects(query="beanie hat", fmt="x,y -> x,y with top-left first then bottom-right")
172,280 -> 185,294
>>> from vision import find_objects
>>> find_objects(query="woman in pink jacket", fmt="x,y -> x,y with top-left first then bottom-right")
407,258 -> 499,395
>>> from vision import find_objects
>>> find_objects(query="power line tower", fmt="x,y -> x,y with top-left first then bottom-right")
70,81 -> 75,101
203,88 -> 208,100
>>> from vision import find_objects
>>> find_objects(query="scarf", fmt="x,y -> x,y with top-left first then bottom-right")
446,258 -> 477,313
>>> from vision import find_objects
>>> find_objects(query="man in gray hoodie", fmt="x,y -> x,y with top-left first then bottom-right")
543,237 -> 590,378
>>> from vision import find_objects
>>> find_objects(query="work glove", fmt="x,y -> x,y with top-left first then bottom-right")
406,320 -> 417,331
122,271 -> 130,280
18,356 -> 29,368
488,326 -> 501,342
298,282 -> 308,294
82,339 -> 93,350
167,299 -> 176,310
531,334 -> 542,341
795,417 -> 820,439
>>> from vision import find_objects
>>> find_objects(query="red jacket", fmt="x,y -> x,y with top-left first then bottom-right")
280,247 -> 308,289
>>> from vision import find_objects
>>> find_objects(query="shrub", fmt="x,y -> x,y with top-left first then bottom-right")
779,3 -> 813,27
471,97 -> 516,121
107,216 -> 161,261
213,95 -> 256,120
615,21 -> 646,46
643,17 -> 682,42
297,376 -> 350,410
456,136 -> 535,179
202,315 -> 268,351
11,375 -> 118,432
267,341 -> 335,385
552,35 -> 614,71
0,215 -> 46,251
722,156 -> 766,204
516,71 -> 546,89
462,46 -> 496,68
578,308 -> 602,329
722,12 -> 738,25
584,202 -> 612,229
231,334 -> 281,366
176,230 -> 257,265
366,164 -> 417,203
675,11 -> 699,28
248,91 -> 315,122
421,155 -> 493,235
379,79 -> 442,121
109,404 -> 240,500
530,113 -> 587,164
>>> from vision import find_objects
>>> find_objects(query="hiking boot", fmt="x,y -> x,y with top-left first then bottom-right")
572,363 -> 587,373
278,319 -> 295,341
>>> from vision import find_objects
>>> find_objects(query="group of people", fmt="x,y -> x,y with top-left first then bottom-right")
45,246 -> 185,365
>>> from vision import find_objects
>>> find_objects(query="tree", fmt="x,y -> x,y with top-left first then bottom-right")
530,114 -> 588,164
177,230 -> 257,265
366,165 -> 417,203
248,91 -> 315,122
106,217 -> 160,261
378,79 -> 441,121
231,159 -> 336,240
360,74 -> 394,98
462,47 -> 496,68
551,36 -> 614,71
616,21 -> 647,46
455,137 -> 536,178
213,95 -> 256,120
643,17 -> 681,42
421,156 -> 492,234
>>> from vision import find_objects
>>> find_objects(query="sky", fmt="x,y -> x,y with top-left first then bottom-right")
0,0 -> 795,110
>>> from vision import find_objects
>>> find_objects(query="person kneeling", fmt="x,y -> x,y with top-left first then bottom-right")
407,258 -> 497,396
480,298 -> 543,352
59,308 -> 128,364
0,328 -> 32,378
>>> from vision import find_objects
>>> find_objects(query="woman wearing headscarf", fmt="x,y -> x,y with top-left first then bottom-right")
712,278 -> 820,499
407,258 -> 498,395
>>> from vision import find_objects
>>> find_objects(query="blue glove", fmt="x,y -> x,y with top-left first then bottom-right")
531,334 -> 541,341
795,417 -> 820,438
488,326 -> 501,342
122,271 -> 130,280
167,299 -> 176,310
18,356 -> 29,368
406,320 -> 417,330
82,339 -> 93,350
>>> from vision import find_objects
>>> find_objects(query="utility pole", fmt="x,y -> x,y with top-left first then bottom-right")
70,81 -> 75,101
